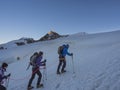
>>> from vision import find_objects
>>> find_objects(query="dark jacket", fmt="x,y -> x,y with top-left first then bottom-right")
0,67 -> 6,84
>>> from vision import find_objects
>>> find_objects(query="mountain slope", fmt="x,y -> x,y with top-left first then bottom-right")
1,30 -> 120,90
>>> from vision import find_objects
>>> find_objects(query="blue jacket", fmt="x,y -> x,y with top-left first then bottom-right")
62,45 -> 72,57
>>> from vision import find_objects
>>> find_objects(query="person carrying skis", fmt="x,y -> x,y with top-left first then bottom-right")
27,51 -> 46,90
57,44 -> 73,74
0,62 -> 11,90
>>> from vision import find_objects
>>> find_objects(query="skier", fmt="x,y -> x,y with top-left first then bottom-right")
57,44 -> 73,74
27,51 -> 46,90
0,62 -> 11,90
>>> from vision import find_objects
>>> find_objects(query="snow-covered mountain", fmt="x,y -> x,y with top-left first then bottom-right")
0,37 -> 35,50
0,31 -> 69,50
0,30 -> 120,90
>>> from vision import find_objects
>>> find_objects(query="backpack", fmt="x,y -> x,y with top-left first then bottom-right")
30,52 -> 38,66
58,46 -> 64,55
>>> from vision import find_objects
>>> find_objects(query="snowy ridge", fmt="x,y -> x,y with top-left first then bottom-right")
0,30 -> 120,90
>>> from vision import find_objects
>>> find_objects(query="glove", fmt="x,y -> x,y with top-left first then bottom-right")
71,53 -> 73,56
44,59 -> 47,63
4,76 -> 7,79
7,73 -> 11,77
3,73 -> 11,79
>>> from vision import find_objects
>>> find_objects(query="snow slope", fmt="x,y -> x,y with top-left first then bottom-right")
1,30 -> 120,90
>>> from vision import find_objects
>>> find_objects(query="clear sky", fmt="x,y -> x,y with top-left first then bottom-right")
0,0 -> 120,44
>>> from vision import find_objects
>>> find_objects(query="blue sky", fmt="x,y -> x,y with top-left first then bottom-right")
0,0 -> 120,44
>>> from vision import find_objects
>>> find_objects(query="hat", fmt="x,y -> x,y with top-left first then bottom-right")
2,62 -> 8,68
39,51 -> 43,55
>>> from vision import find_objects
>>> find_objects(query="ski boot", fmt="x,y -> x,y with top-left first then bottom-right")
36,83 -> 44,88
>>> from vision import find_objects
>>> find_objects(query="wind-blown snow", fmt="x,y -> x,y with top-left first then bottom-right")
0,30 -> 120,90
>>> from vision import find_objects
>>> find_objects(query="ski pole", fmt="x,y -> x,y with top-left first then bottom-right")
6,77 -> 10,89
44,65 -> 47,80
42,68 -> 44,85
42,66 -> 46,85
71,55 -> 75,73
26,63 -> 30,70
44,59 -> 47,80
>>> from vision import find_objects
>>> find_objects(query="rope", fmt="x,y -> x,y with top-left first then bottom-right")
10,67 -> 46,81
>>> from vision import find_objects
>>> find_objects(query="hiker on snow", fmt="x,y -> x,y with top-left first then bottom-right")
57,44 -> 73,74
0,62 -> 11,90
27,51 -> 46,90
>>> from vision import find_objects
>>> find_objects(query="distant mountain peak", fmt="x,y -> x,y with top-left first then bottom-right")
47,31 -> 54,35
39,31 -> 61,41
